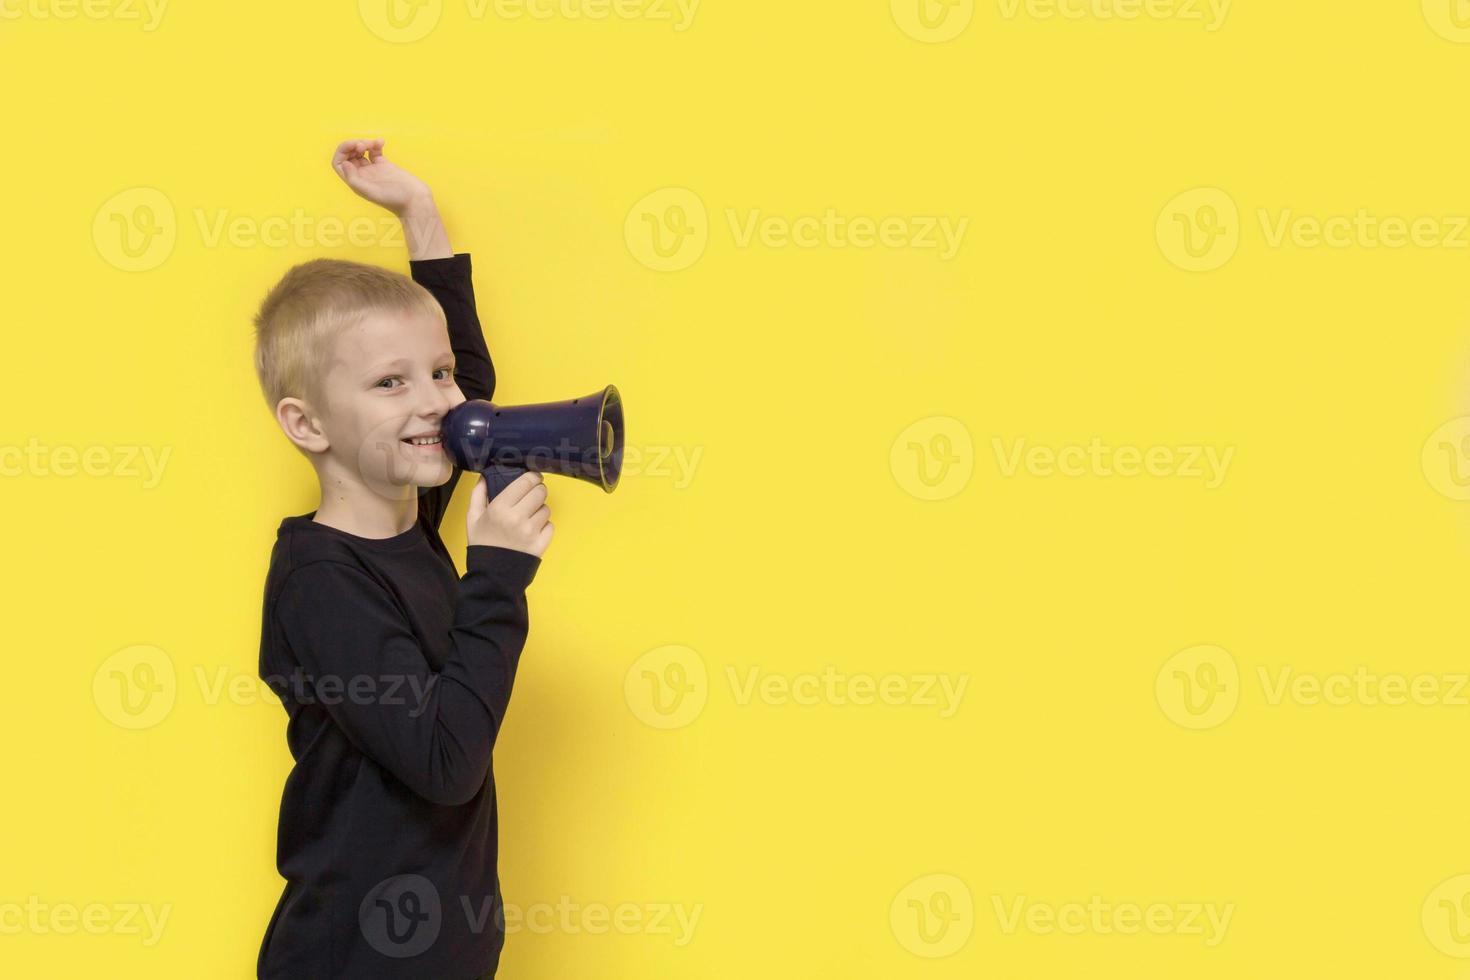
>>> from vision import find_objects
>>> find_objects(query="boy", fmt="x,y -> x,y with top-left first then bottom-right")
253,139 -> 551,979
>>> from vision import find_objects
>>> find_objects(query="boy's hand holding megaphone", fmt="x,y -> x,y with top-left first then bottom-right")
467,469 -> 554,558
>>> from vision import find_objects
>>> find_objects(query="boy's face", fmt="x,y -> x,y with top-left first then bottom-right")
316,305 -> 465,495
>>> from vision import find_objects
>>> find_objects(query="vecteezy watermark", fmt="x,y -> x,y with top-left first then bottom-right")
624,188 -> 970,272
624,645 -> 709,729
1156,645 -> 1470,731
725,666 -> 969,718
889,421 -> 1233,499
92,644 -> 447,731
891,0 -> 974,42
1423,0 -> 1470,43
619,444 -> 703,488
358,875 -> 701,960
505,896 -> 702,945
992,437 -> 1234,488
1424,874 -> 1470,957
623,646 -> 969,730
1156,645 -> 1239,730
94,646 -> 179,730
1422,417 -> 1470,500
890,416 -> 975,501
0,438 -> 172,488
0,897 -> 172,946
1156,187 -> 1239,272
1256,666 -> 1470,709
726,210 -> 968,261
991,895 -> 1235,946
996,0 -> 1230,30
92,186 -> 416,272
1158,187 -> 1470,272
0,0 -> 168,30
357,0 -> 699,43
890,874 -> 974,958
360,875 -> 443,958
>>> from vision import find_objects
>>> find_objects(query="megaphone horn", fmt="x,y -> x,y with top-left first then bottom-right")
441,384 -> 625,495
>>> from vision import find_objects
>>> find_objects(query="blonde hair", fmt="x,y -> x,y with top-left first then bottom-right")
252,258 -> 444,412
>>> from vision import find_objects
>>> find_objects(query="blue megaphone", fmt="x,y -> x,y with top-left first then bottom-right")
441,384 -> 624,498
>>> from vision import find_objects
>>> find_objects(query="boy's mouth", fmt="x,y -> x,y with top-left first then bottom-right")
402,434 -> 443,448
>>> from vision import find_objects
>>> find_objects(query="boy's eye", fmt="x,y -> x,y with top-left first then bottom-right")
375,368 -> 452,389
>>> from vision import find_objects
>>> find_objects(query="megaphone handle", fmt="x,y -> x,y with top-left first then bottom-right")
481,463 -> 527,502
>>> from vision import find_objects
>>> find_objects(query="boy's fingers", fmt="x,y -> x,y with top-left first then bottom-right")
468,473 -> 488,512
509,480 -> 548,517
491,470 -> 542,507
331,139 -> 369,165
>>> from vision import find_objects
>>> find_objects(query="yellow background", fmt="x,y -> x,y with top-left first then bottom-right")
6,0 -> 1470,976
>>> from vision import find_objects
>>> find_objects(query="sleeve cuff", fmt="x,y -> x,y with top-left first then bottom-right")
466,544 -> 541,590
409,251 -> 472,284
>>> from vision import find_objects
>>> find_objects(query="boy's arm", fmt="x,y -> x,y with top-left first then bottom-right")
329,140 -> 497,530
402,206 -> 498,530
274,545 -> 539,807
410,248 -> 495,404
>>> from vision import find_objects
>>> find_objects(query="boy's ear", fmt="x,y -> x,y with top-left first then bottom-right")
276,397 -> 330,454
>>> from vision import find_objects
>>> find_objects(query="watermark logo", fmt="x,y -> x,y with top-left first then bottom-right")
1423,0 -> 1470,43
725,666 -> 969,716
1162,190 -> 1470,270
891,873 -> 974,957
0,439 -> 173,487
93,188 -> 176,272
891,0 -> 974,42
890,416 -> 975,500
485,0 -> 699,28
1257,666 -> 1470,708
992,895 -> 1234,945
94,188 -> 421,271
726,209 -> 968,258
1157,187 -> 1239,272
1423,417 -> 1470,500
0,0 -> 168,30
997,0 -> 1230,30
363,0 -> 698,37
627,189 -> 969,270
1156,644 -> 1238,730
1258,209 -> 1469,250
359,0 -> 443,42
1424,874 -> 1470,957
626,188 -> 709,272
625,645 -> 708,729
992,437 -> 1233,488
505,896 -> 702,944
93,645 -> 177,730
0,897 -> 171,945
620,443 -> 704,488
360,874 -> 442,958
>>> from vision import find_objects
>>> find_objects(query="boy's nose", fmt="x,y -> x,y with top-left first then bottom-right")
423,386 -> 456,418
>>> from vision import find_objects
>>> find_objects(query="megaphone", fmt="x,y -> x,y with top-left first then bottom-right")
441,384 -> 624,498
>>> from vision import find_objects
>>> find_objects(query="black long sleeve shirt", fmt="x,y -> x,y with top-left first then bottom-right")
256,253 -> 534,979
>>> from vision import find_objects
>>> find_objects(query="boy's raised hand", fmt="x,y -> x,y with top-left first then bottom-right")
330,138 -> 432,216
467,470 -> 554,558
